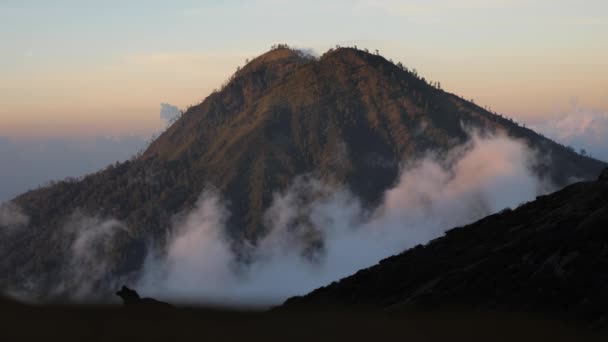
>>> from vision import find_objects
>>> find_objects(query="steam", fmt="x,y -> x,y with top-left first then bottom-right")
11,131 -> 554,306
135,132 -> 553,306
52,212 -> 130,300
0,202 -> 29,229
530,107 -> 608,161
160,103 -> 181,124
295,47 -> 319,59
137,192 -> 238,303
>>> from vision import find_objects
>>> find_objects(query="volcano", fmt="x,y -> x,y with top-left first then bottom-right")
1,46 -> 605,299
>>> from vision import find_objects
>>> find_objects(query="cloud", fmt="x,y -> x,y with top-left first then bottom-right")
160,103 -> 181,124
530,106 -> 608,161
0,202 -> 29,229
10,131 -> 554,306
52,212 -> 132,300
136,191 -> 238,304
135,132 -> 553,307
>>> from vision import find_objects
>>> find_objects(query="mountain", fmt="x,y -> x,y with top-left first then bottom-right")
282,169 -> 608,325
1,46 -> 605,298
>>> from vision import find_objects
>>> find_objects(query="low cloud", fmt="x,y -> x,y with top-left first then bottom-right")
137,191 -> 238,304
160,103 -> 182,124
14,132 -> 555,306
530,106 -> 608,161
52,212 -> 131,300
135,132 -> 553,307
0,202 -> 29,229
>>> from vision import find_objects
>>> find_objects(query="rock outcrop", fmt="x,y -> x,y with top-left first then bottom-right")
116,286 -> 172,308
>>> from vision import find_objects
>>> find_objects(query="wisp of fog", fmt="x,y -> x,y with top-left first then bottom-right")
0,202 -> 29,230
3,131 -> 556,306
134,132 -> 553,306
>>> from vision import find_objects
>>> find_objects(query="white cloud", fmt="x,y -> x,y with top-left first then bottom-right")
0,202 -> 29,229
530,106 -> 608,161
160,103 -> 181,124
136,132 -> 553,307
52,212 -> 131,300
137,191 -> 238,303
10,132 -> 558,306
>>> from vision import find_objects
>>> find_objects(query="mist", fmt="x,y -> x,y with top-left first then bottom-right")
8,132 -> 556,306
530,107 -> 608,162
160,103 -> 182,124
0,202 -> 29,230
134,132 -> 554,306
51,212 -> 132,300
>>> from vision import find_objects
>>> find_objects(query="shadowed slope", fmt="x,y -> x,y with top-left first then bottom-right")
283,169 -> 608,326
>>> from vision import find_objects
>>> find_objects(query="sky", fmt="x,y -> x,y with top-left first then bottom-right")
0,0 -> 607,199
1,0 -> 607,138
0,136 -> 148,200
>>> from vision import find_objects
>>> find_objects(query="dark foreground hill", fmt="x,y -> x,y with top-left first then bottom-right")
1,45 -> 606,298
1,295 -> 607,341
283,169 -> 608,326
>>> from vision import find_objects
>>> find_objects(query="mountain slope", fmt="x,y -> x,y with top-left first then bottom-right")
143,46 -> 606,241
1,46 -> 605,298
282,169 -> 608,324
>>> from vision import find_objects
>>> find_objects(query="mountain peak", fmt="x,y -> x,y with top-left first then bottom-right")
239,46 -> 384,77
237,46 -> 314,77
254,46 -> 302,61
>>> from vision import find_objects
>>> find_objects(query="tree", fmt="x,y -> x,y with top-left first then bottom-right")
580,148 -> 588,156
375,49 -> 379,55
